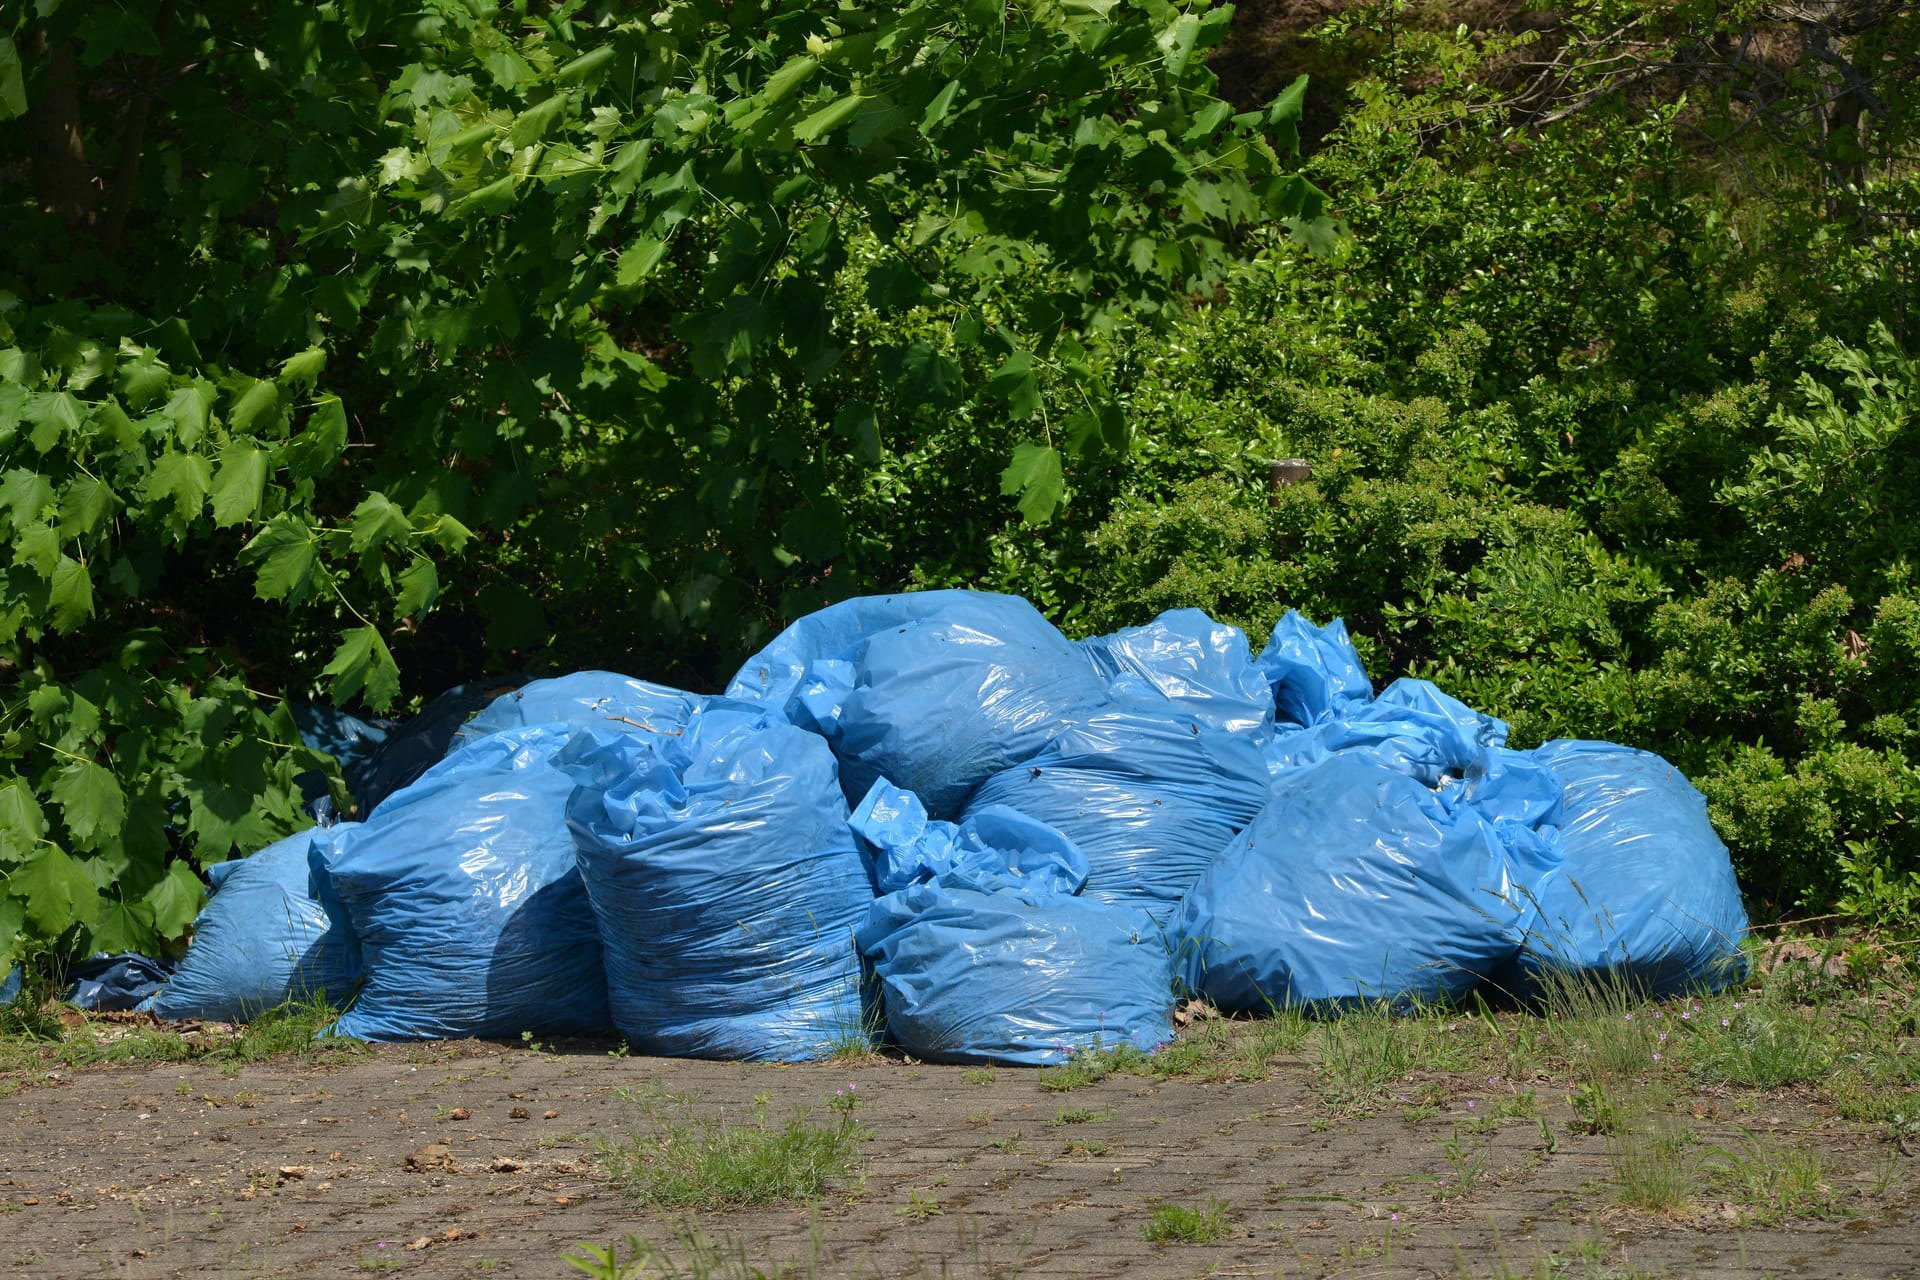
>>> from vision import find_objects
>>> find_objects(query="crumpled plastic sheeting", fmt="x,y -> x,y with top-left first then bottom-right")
454,671 -> 704,749
1265,678 -> 1509,785
561,709 -> 874,1061
64,953 -> 173,1012
851,778 -> 1087,896
966,701 -> 1268,926
857,870 -> 1174,1065
1500,740 -> 1749,999
1256,610 -> 1372,729
731,590 -> 1109,817
312,724 -> 611,1041
147,828 -> 361,1022
1078,609 -> 1273,740
1173,754 -> 1531,1011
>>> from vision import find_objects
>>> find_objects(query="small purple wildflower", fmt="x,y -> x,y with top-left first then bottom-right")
1653,1052 -> 1662,1061
1653,1010 -> 1663,1019
1392,1213 -> 1400,1221
1659,1031 -> 1668,1042
1721,1018 -> 1730,1027
1681,1010 -> 1692,1020
1733,1001 -> 1742,1010
1466,1099 -> 1477,1109
1624,1013 -> 1633,1022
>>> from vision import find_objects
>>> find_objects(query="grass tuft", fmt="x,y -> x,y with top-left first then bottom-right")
599,1094 -> 864,1209
1140,1199 -> 1231,1244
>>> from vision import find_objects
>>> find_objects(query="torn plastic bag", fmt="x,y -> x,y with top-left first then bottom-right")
730,590 -> 1109,817
966,697 -> 1267,926
561,709 -> 874,1061
1265,678 -> 1508,785
1077,609 -> 1273,740
147,828 -> 360,1022
1501,741 -> 1749,999
312,724 -> 610,1041
1256,611 -> 1372,728
454,671 -> 704,749
857,869 -> 1175,1065
850,778 -> 1087,896
64,952 -> 173,1012
1172,754 -> 1529,1011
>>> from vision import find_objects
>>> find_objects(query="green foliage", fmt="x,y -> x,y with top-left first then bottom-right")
598,1093 -> 865,1209
0,0 -> 1324,965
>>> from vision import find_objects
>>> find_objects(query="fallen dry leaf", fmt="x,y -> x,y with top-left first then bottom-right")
489,1156 -> 525,1173
406,1142 -> 456,1172
446,1107 -> 471,1121
508,1106 -> 530,1120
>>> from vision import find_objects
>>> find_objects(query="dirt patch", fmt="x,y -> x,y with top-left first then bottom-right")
2,1023 -> 1915,1279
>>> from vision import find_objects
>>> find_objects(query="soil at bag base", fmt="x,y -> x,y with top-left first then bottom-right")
2,1031 -> 1915,1279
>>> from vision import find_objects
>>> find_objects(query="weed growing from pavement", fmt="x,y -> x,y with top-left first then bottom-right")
598,1085 -> 866,1209
1608,1112 -> 1698,1214
1140,1199 -> 1231,1244
1703,1132 -> 1839,1224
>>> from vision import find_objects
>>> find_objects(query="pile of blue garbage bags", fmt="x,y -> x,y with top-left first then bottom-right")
140,592 -> 1750,1065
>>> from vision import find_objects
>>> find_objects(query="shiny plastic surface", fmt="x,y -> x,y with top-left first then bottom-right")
1265,677 -> 1509,784
851,778 -> 1087,896
1255,610 -> 1373,729
857,870 -> 1175,1065
730,590 -> 1109,817
454,671 -> 704,747
1077,609 -> 1274,739
1502,740 -> 1750,998
1173,754 -> 1530,1010
561,709 -> 874,1061
149,828 -> 360,1021
313,724 -> 611,1041
967,702 -> 1268,925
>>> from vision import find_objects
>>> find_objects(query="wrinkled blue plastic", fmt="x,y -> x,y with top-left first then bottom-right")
455,671 -> 704,748
858,870 -> 1175,1065
729,590 -> 1109,817
1256,611 -> 1373,729
65,952 -> 173,1012
355,677 -> 528,813
561,709 -> 875,1061
850,778 -> 1087,896
1266,678 -> 1508,785
313,724 -> 611,1041
967,703 -> 1268,925
1078,610 -> 1273,740
1501,740 -> 1749,999
148,829 -> 361,1022
1173,754 -> 1529,1011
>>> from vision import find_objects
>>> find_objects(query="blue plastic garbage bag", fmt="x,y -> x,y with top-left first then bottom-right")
850,778 -> 1087,896
355,677 -> 527,813
1173,754 -> 1530,1011
147,829 -> 361,1022
455,671 -> 704,748
1078,610 -> 1273,740
730,591 -> 1109,817
1265,678 -> 1509,785
65,953 -> 173,1011
0,966 -> 19,1008
1256,611 -> 1372,728
1500,741 -> 1749,999
967,701 -> 1268,926
857,869 -> 1175,1065
295,704 -> 393,808
560,709 -> 874,1061
312,724 -> 611,1041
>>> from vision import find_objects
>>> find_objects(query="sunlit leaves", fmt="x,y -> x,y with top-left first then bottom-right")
321,624 -> 402,710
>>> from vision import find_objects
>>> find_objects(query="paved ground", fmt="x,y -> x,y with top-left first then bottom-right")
2,1028 -> 1915,1279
